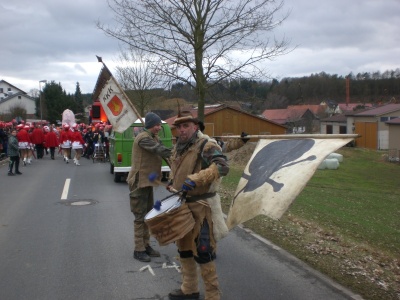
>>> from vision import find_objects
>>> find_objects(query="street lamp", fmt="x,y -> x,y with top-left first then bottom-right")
39,80 -> 47,123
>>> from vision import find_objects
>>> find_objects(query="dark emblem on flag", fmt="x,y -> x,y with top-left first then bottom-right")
233,139 -> 317,201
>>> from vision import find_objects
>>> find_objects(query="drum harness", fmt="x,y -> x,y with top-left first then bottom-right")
158,137 -> 214,211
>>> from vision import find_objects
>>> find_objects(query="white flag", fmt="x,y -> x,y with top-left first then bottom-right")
226,137 -> 354,229
93,63 -> 140,133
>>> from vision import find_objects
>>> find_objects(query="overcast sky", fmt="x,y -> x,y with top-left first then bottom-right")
1,0 -> 399,95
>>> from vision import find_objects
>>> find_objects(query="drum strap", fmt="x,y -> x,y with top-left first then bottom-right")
186,192 -> 216,202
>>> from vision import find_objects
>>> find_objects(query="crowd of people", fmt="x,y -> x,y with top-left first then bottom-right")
0,120 -> 112,176
1,113 -> 250,299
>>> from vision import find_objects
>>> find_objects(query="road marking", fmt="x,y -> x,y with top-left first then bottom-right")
139,265 -> 155,276
61,178 -> 71,200
162,262 -> 181,273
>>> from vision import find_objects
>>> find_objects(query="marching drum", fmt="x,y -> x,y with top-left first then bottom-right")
145,195 -> 195,246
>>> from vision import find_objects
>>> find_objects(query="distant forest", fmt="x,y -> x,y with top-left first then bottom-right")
84,69 -> 400,116
167,69 -> 400,114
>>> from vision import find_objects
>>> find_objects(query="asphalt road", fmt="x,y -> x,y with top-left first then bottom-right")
0,155 -> 362,300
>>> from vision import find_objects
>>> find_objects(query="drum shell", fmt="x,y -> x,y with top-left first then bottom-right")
145,201 -> 195,246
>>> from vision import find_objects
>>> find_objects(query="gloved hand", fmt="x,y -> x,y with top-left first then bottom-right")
148,172 -> 158,183
166,180 -> 174,192
182,178 -> 196,192
241,132 -> 250,143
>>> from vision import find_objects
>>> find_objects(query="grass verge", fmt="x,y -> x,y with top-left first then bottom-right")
220,147 -> 400,300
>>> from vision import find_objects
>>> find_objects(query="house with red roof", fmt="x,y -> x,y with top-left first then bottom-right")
262,106 -> 320,133
338,102 -> 373,113
287,104 -> 327,116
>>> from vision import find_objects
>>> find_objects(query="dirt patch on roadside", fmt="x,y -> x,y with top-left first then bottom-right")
225,142 -> 256,166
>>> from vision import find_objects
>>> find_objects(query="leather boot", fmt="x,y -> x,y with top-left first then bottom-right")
200,261 -> 220,300
169,257 -> 199,299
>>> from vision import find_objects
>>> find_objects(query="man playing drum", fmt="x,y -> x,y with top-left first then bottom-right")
167,111 -> 229,300
127,112 -> 172,262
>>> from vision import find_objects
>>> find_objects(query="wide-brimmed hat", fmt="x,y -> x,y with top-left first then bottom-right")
172,111 -> 198,126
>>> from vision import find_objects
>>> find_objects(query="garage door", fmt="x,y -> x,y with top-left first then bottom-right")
354,122 -> 377,149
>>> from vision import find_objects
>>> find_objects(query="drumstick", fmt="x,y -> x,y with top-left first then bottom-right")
149,172 -> 181,210
153,189 -> 183,210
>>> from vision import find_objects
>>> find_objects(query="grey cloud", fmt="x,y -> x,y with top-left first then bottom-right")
1,0 -> 399,94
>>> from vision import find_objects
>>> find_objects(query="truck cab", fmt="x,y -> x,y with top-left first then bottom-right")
109,118 -> 173,182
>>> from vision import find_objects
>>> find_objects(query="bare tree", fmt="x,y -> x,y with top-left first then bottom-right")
8,104 -> 27,122
98,0 -> 290,121
114,47 -> 168,116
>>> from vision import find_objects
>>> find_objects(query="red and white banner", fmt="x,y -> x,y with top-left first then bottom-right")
93,63 -> 140,133
226,137 -> 354,229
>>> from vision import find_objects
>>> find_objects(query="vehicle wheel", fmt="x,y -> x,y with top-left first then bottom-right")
110,163 -> 114,174
114,172 -> 121,183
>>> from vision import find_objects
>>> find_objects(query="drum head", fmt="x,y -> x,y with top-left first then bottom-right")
145,196 -> 181,220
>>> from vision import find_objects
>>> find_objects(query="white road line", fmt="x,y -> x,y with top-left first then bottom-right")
139,265 -> 155,276
61,178 -> 71,200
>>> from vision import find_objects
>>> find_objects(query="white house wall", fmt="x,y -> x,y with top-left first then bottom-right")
0,95 -> 36,115
378,130 -> 389,149
347,116 -> 355,134
320,121 -> 347,134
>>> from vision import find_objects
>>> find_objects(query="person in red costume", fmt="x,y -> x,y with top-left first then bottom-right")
16,124 -> 31,166
25,125 -> 35,164
44,126 -> 58,160
71,124 -> 85,165
31,124 -> 46,159
59,124 -> 73,163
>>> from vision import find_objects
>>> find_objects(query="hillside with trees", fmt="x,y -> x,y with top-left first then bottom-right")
167,69 -> 400,115
33,69 -> 400,124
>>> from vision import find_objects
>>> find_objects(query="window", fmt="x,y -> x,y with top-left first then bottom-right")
7,88 -> 11,92
92,106 -> 101,118
326,125 -> 333,134
0,88 -> 3,93
339,126 -> 346,134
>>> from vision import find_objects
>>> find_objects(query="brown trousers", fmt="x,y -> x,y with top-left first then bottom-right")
130,185 -> 154,251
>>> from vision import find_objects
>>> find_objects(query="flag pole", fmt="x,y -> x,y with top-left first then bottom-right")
96,56 -> 144,126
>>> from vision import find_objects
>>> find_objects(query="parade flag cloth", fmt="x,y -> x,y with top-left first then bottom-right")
226,137 -> 354,230
92,59 -> 141,133
62,109 -> 76,127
